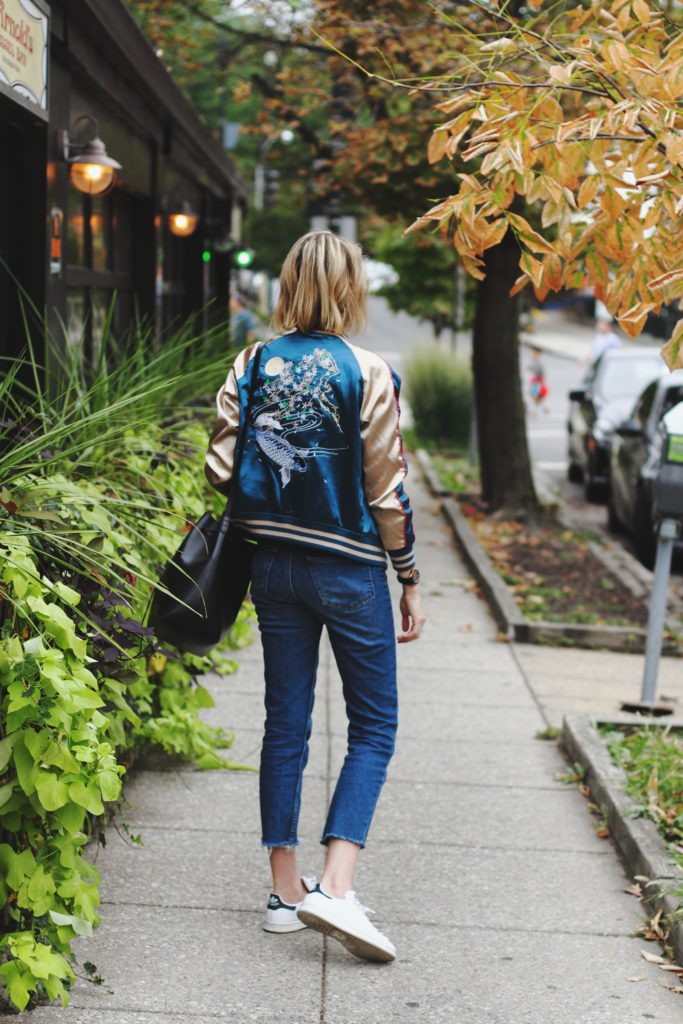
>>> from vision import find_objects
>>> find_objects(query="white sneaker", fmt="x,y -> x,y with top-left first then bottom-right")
263,875 -> 317,933
297,887 -> 396,963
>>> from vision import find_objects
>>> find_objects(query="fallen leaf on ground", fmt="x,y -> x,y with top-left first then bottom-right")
624,884 -> 643,898
627,976 -> 646,982
657,979 -> 683,994
641,951 -> 669,965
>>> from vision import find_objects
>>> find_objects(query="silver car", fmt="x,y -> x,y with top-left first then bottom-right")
608,370 -> 683,566
567,346 -> 667,501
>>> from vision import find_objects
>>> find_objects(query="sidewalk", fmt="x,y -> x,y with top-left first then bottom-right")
27,466 -> 683,1024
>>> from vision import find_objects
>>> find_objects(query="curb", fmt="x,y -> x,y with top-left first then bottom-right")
415,449 -> 651,651
562,713 -> 683,965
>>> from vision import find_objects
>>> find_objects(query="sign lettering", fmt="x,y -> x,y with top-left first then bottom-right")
0,0 -> 48,114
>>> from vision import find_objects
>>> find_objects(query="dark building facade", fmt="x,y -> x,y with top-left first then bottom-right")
0,0 -> 247,364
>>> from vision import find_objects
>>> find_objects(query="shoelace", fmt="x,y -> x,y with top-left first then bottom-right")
346,891 -> 375,917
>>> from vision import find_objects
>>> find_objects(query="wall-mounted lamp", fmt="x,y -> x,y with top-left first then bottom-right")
56,115 -> 122,196
168,201 -> 199,238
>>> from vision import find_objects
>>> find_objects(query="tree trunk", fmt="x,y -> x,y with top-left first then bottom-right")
472,229 -> 540,517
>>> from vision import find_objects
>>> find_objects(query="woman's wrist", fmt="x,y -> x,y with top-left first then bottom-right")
397,568 -> 420,586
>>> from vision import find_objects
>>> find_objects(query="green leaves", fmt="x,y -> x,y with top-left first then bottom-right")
0,325 -> 253,1012
25,596 -> 87,660
34,772 -> 69,812
48,909 -> 93,937
0,934 -> 74,1010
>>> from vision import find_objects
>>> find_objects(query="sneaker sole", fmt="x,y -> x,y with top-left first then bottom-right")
297,907 -> 395,963
262,919 -> 307,933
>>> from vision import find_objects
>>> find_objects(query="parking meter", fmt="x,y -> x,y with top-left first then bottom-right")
655,409 -> 683,519
635,403 -> 683,710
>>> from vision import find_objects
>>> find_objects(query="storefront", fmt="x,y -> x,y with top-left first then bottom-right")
0,0 -> 247,365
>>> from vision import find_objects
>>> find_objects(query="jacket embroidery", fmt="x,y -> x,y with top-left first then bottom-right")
253,347 -> 345,487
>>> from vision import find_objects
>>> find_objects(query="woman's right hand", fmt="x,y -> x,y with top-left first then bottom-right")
397,586 -> 426,643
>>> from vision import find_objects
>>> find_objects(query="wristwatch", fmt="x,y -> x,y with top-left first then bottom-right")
399,568 -> 420,586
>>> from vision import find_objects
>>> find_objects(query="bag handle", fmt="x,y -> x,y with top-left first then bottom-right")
226,341 -> 264,514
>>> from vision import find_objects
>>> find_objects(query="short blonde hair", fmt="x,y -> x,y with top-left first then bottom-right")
272,230 -> 367,337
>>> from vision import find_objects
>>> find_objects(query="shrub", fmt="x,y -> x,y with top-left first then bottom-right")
404,346 -> 472,449
0,315 -> 253,1011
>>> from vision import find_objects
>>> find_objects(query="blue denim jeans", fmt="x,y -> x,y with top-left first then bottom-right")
250,543 -> 398,850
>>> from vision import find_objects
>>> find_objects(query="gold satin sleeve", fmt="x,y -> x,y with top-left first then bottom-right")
204,346 -> 255,495
356,348 -> 413,561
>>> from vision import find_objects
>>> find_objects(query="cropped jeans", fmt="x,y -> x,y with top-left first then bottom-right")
250,543 -> 398,850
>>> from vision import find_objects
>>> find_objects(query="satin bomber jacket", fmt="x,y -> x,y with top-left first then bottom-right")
205,332 -> 415,574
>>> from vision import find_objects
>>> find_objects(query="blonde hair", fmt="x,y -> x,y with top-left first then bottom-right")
272,230 -> 368,337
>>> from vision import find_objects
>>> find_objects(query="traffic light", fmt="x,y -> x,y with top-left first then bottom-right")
264,168 -> 280,210
234,247 -> 255,268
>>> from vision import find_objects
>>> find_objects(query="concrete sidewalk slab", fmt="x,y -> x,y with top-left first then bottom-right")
395,703 -> 546,742
393,643 -> 519,673
356,844 -> 639,935
513,643 -> 683,727
324,928 -> 666,1024
92,830 -> 326,910
371,784 -> 604,853
39,903 -> 323,1020
118,772 -> 327,836
381,734 -> 567,786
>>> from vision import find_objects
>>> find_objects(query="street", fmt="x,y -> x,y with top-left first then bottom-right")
523,347 -> 584,484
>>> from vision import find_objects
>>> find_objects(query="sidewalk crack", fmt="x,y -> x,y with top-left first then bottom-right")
319,637 -> 333,1024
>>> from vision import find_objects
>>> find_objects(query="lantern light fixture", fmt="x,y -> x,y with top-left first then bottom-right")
57,115 -> 122,196
168,202 -> 199,238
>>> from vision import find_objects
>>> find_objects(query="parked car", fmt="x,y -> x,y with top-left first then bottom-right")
608,371 -> 683,567
566,346 -> 667,501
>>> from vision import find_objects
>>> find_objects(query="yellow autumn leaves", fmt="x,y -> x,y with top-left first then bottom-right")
413,0 -> 683,367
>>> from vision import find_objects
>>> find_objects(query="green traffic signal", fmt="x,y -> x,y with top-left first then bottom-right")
202,250 -> 212,263
235,247 -> 255,268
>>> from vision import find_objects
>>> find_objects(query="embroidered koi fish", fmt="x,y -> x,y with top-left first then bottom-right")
254,414 -> 307,487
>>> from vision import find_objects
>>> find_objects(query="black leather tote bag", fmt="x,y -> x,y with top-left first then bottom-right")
149,344 -> 262,656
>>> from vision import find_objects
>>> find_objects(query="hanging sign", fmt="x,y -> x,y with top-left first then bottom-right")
0,0 -> 49,118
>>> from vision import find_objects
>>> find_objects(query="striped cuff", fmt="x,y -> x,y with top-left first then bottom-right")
389,547 -> 415,575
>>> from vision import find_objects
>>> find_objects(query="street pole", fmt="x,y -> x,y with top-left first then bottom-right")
641,518 -> 679,704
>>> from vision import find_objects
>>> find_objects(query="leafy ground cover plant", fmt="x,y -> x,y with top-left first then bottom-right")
599,724 -> 683,957
600,725 -> 683,873
0,316 -> 252,1010
428,452 -> 479,494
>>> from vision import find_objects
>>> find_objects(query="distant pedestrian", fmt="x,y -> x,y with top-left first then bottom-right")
591,317 -> 621,362
206,230 -> 425,964
229,294 -> 256,348
527,346 -> 549,414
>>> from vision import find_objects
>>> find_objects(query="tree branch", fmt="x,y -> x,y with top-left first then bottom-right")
176,0 -> 331,55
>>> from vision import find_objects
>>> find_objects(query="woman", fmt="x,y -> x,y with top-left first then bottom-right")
205,230 -> 425,963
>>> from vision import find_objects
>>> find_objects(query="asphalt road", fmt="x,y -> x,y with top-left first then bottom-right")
523,348 -> 585,484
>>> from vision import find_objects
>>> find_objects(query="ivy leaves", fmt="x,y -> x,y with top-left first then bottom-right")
0,420 -> 251,1012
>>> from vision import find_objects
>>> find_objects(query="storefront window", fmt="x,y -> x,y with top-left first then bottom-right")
66,190 -> 134,359
90,198 -> 108,272
67,193 -> 85,267
111,193 -> 131,273
66,192 -> 133,272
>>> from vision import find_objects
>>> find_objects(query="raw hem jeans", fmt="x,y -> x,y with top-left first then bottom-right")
250,543 -> 398,850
